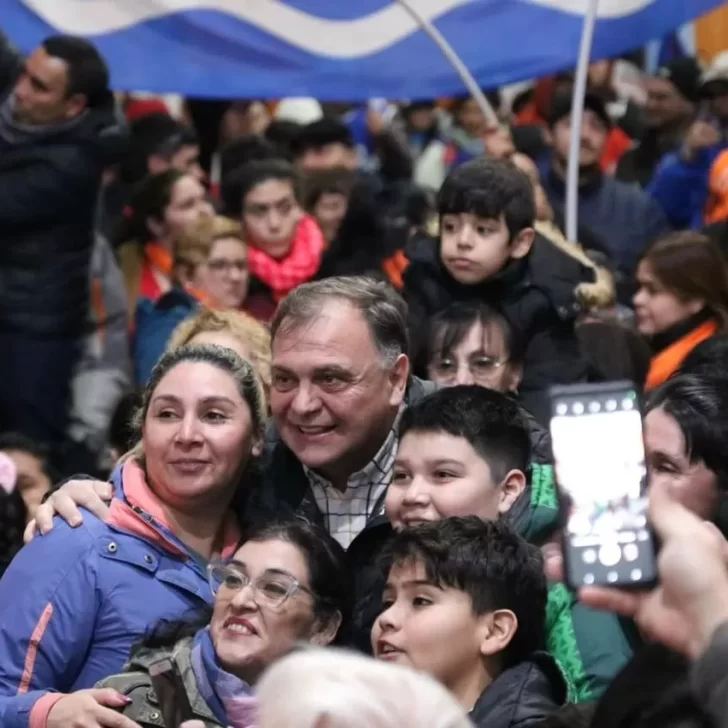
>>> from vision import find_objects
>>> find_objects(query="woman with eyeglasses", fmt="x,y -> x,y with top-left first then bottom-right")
0,344 -> 266,728
95,521 -> 350,728
422,301 -> 552,466
135,215 -> 251,385
423,300 -> 524,394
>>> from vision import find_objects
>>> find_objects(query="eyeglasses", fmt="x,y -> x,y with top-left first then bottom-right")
206,259 -> 247,275
207,562 -> 313,609
431,355 -> 508,383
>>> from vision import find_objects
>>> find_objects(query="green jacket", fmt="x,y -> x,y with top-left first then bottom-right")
96,637 -> 224,728
512,463 -> 639,703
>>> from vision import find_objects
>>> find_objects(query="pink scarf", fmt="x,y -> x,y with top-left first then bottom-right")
247,214 -> 324,301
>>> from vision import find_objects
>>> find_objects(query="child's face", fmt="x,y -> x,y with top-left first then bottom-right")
439,213 -> 523,285
386,431 -> 524,529
427,321 -> 522,393
372,557 -> 488,693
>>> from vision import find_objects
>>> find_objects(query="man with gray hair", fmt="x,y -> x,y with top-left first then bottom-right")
30,276 -> 434,551
254,275 -> 433,547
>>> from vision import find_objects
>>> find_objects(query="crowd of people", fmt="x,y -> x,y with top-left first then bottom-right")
3,26 -> 728,728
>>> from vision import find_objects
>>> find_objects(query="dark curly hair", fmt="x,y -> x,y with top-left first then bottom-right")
437,157 -> 535,240
378,516 -> 546,667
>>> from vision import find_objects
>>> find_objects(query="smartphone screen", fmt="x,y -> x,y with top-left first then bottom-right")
549,382 -> 657,589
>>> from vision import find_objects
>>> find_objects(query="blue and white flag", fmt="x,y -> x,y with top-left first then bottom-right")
4,0 -> 724,98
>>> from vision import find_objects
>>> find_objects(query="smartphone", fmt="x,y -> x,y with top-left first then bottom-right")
549,381 -> 657,590
149,658 -> 196,726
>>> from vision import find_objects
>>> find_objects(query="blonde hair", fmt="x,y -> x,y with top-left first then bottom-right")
167,308 -> 271,398
172,214 -> 244,273
257,648 -> 473,728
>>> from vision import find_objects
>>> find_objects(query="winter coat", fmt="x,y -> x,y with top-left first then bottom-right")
97,637 -> 225,728
0,461 -> 238,728
469,652 -> 567,728
0,73 -> 125,336
541,168 -> 671,279
404,233 -> 592,425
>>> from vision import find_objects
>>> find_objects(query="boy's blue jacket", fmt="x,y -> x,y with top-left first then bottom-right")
0,462 -> 237,728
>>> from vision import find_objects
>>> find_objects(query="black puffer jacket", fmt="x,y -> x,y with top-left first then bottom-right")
404,233 -> 592,425
0,61 -> 125,336
470,652 -> 568,728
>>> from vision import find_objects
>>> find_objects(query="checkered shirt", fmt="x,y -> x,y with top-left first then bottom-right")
304,411 -> 401,549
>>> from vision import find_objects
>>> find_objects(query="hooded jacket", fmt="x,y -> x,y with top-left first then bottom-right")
97,637 -> 225,728
404,233 -> 592,424
469,652 -> 567,728
0,461 -> 237,728
0,69 -> 126,336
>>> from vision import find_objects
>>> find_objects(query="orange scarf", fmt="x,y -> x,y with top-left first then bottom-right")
140,243 -> 174,302
183,283 -> 215,308
382,250 -> 409,290
645,320 -> 718,391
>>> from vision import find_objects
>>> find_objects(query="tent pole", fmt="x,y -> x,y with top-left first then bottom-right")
566,0 -> 600,242
394,0 -> 499,127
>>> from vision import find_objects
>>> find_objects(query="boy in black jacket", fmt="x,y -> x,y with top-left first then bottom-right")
404,157 -> 593,424
373,517 -> 566,727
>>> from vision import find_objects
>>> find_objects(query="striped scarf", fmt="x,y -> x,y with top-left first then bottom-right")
190,628 -> 258,728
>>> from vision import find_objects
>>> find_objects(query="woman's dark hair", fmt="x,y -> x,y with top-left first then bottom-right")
303,168 -> 355,211
219,135 -> 279,190
138,520 -> 352,652
639,232 -> 728,330
222,158 -> 298,217
108,390 -> 143,456
420,300 -> 524,378
576,321 -> 652,389
0,488 -> 28,578
646,373 -> 728,495
315,176 -> 395,280
114,169 -> 187,246
243,521 -> 352,637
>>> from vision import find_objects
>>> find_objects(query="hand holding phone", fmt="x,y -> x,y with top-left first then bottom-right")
549,381 -> 657,590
